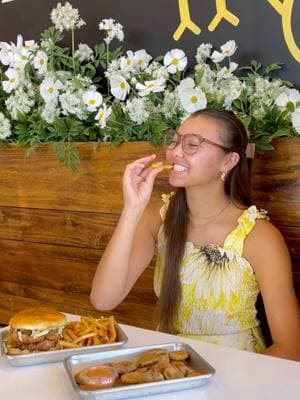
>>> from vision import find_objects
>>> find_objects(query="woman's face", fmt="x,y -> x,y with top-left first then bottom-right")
165,115 -> 231,188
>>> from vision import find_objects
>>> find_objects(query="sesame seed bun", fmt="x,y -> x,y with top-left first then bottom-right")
9,307 -> 66,330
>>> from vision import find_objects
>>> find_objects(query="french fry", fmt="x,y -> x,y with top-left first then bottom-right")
66,328 -> 78,341
107,316 -> 117,343
62,330 -> 73,342
150,162 -> 173,170
59,340 -> 81,348
59,315 -> 118,349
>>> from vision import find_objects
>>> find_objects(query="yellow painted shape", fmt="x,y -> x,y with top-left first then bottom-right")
208,0 -> 240,32
173,0 -> 201,41
268,0 -> 300,63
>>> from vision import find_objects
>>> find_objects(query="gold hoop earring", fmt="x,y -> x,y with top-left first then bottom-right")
221,171 -> 226,182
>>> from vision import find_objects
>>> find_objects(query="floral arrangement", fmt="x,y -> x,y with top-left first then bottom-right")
0,1 -> 299,170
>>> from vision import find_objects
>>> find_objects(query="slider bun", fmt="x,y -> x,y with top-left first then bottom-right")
76,365 -> 119,390
9,307 -> 66,330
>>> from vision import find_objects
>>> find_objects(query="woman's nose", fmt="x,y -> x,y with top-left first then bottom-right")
171,139 -> 185,157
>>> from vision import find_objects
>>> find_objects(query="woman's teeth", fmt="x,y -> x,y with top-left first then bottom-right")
173,164 -> 188,172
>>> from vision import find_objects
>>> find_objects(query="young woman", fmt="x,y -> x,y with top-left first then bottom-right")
90,109 -> 300,360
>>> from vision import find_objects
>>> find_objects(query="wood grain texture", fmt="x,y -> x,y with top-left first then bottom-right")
0,139 -> 298,326
0,142 -> 169,212
251,138 -> 300,226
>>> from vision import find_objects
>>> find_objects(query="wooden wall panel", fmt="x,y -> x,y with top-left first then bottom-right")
0,207 -> 119,249
251,139 -> 300,227
0,143 -> 168,212
0,281 -> 156,329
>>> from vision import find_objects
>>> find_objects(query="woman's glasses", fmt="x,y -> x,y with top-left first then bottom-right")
164,130 -> 230,155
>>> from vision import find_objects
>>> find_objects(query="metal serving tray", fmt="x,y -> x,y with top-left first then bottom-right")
64,342 -> 215,400
0,323 -> 128,367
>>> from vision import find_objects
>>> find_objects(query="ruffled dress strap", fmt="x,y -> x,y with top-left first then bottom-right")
159,192 -> 175,221
223,205 -> 269,256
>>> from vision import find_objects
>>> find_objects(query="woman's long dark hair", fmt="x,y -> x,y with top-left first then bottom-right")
156,108 -> 252,333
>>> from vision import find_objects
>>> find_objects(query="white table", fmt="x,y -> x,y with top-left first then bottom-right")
1,323 -> 300,400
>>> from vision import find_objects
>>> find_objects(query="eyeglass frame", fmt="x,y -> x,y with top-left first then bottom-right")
164,130 -> 231,155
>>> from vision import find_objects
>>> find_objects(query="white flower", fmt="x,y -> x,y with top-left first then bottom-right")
11,34 -> 24,52
161,90 -> 181,119
275,89 -> 300,108
75,44 -> 94,63
211,40 -> 237,63
95,104 -> 112,128
136,78 -> 166,97
40,78 -> 63,102
163,49 -> 187,74
41,99 -> 60,123
51,2 -> 85,32
0,112 -> 11,139
82,90 -> 103,112
211,50 -> 225,63
33,51 -> 48,74
133,50 -> 152,71
110,75 -> 130,100
217,62 -> 238,79
196,43 -> 212,64
178,77 -> 195,92
123,97 -> 149,124
291,109 -> 300,134
221,40 -> 237,57
12,47 -> 31,70
0,42 -> 13,65
5,85 -> 35,119
144,61 -> 169,80
24,40 -> 38,51
179,86 -> 207,113
120,51 -> 136,73
40,38 -> 54,52
105,59 -> 121,80
59,91 -> 87,120
2,68 -> 20,93
99,18 -> 124,45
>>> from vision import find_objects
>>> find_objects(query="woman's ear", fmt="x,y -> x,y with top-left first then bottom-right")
224,151 -> 240,171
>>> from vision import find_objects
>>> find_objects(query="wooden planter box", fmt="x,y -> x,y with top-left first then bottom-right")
0,139 -> 299,327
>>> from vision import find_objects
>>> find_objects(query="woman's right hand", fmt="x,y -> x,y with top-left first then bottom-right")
122,154 -> 163,211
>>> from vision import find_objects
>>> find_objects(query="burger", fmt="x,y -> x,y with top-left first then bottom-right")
6,307 -> 66,354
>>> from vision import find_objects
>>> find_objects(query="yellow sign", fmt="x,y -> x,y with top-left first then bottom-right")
268,0 -> 300,62
1,0 -> 299,63
173,0 -> 299,64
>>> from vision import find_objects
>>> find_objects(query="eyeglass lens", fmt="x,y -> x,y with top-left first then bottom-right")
164,131 -> 201,155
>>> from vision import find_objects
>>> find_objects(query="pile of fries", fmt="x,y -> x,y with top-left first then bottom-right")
59,315 -> 117,349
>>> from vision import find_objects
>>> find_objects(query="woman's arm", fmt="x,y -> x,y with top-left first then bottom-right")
90,154 -> 163,311
245,220 -> 300,361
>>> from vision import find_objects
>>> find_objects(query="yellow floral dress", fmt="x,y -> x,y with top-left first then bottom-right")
154,194 -> 268,352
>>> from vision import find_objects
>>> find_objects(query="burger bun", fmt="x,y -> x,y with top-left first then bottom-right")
9,307 -> 66,330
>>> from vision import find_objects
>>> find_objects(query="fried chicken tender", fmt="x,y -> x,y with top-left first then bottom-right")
171,360 -> 192,376
169,350 -> 189,361
163,365 -> 184,380
150,354 -> 171,374
138,349 -> 164,367
188,370 -> 204,377
109,359 -> 138,374
121,369 -> 164,385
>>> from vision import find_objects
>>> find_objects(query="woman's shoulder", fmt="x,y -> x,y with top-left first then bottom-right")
243,215 -> 290,266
